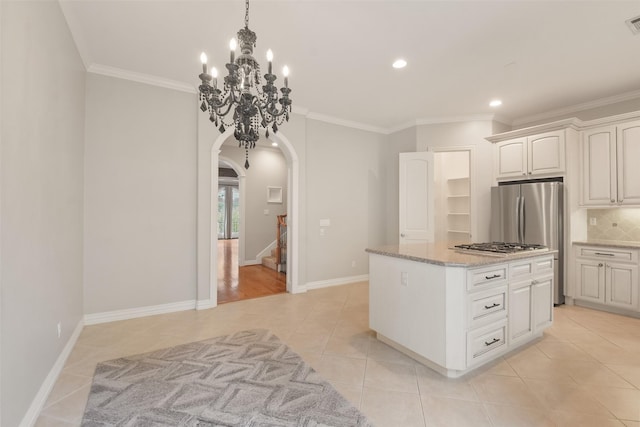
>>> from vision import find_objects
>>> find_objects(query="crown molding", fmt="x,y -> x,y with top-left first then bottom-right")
87,64 -> 197,94
306,112 -> 388,134
512,88 -> 640,127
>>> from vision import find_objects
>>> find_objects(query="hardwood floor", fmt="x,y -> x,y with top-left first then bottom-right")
217,239 -> 286,304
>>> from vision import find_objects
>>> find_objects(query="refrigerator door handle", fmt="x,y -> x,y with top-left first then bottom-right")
518,196 -> 525,243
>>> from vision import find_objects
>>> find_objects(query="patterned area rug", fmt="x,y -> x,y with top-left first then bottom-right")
81,329 -> 373,426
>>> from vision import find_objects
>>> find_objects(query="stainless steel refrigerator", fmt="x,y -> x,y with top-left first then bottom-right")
490,181 -> 564,305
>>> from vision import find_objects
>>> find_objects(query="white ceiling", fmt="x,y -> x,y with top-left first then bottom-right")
59,0 -> 640,131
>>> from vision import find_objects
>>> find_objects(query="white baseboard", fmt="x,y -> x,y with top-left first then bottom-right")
196,299 -> 215,310
243,259 -> 260,266
20,320 -> 84,427
84,299 -> 196,325
305,274 -> 369,291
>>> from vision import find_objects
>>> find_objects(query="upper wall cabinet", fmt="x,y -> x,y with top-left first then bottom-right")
581,120 -> 640,206
494,130 -> 566,180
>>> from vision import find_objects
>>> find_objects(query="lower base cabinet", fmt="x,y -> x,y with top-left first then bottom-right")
575,245 -> 639,312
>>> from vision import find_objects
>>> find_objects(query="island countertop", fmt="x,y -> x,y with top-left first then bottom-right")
573,240 -> 640,249
366,242 -> 558,267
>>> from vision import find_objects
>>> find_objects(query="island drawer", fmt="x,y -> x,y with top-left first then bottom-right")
467,264 -> 508,290
467,319 -> 507,367
468,286 -> 507,328
510,256 -> 554,279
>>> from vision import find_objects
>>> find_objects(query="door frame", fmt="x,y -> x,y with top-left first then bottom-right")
200,128 -> 300,309
218,156 -> 246,264
431,146 -> 476,241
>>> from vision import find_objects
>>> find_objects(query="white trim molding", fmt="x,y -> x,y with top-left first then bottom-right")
306,112 -> 388,135
19,320 -> 84,427
84,299 -> 196,325
512,88 -> 640,127
196,299 -> 215,311
87,64 -> 197,94
305,274 -> 370,291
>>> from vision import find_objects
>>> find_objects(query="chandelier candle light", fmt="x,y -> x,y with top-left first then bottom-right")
198,0 -> 292,169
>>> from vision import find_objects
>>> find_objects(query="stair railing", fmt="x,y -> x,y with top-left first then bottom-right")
276,214 -> 287,273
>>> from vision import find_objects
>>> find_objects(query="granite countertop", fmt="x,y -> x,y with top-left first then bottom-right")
365,242 -> 557,267
573,240 -> 640,249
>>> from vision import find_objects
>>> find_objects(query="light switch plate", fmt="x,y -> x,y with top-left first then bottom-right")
589,217 -> 597,226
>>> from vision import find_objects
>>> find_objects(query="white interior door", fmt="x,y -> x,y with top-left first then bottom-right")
399,152 -> 434,244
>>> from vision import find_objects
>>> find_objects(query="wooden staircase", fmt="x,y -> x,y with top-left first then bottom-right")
261,215 -> 287,273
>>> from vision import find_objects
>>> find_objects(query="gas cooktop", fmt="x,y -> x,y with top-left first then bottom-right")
453,242 -> 548,257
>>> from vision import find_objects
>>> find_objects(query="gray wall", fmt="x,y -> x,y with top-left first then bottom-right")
305,119 -> 387,282
83,74 -> 197,314
0,1 -> 85,425
219,144 -> 287,260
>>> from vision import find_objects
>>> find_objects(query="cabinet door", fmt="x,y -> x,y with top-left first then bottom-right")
605,262 -> 639,310
581,126 -> 616,206
509,280 -> 533,344
575,259 -> 605,303
532,275 -> 553,331
495,138 -> 527,179
617,121 -> 640,205
528,131 -> 565,176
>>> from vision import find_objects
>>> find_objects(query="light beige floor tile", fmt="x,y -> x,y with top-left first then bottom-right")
470,374 -> 545,409
330,381 -> 363,409
507,353 -> 577,383
476,358 -> 518,377
415,364 -> 478,401
43,372 -> 92,408
421,395 -> 491,427
323,333 -> 371,359
536,341 -> 596,361
550,410 -> 625,427
560,359 -> 635,388
360,388 -> 425,427
524,378 -> 613,416
607,364 -> 640,389
285,331 -> 330,354
332,317 -> 372,338
312,355 -> 367,387
586,386 -> 640,421
364,359 -> 419,394
623,421 -> 640,427
40,384 -> 91,423
34,415 -> 80,427
367,340 -> 418,366
483,403 -> 555,427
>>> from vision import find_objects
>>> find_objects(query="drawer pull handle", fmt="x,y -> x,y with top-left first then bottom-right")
485,274 -> 501,280
484,303 -> 500,309
484,338 -> 500,346
595,252 -> 614,257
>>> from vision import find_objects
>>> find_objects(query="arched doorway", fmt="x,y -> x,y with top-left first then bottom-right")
198,128 -> 300,309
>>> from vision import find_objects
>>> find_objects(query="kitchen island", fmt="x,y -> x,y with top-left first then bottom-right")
366,242 -> 557,377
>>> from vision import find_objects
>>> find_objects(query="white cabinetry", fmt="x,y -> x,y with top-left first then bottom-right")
581,120 -> 640,206
508,257 -> 554,345
575,246 -> 639,312
494,131 -> 565,180
368,252 -> 554,377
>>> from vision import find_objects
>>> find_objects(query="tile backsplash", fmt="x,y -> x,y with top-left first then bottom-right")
587,209 -> 640,242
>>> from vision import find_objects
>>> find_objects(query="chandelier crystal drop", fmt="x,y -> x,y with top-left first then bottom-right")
198,0 -> 292,169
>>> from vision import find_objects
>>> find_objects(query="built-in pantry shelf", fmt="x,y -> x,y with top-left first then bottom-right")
446,177 -> 470,240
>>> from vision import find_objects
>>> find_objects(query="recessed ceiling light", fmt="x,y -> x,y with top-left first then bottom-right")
392,59 -> 407,69
489,99 -> 503,107
271,142 -> 278,147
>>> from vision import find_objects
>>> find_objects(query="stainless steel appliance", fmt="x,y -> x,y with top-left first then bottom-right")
490,180 -> 564,305
453,242 -> 549,257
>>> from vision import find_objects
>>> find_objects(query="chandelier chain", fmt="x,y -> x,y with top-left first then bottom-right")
245,0 -> 250,28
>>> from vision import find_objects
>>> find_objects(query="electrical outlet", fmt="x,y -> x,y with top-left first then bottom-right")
401,272 -> 409,286
320,228 -> 325,236
57,322 -> 61,338
589,217 -> 597,226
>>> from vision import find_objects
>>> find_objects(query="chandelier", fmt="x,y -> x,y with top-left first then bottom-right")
198,0 -> 292,169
